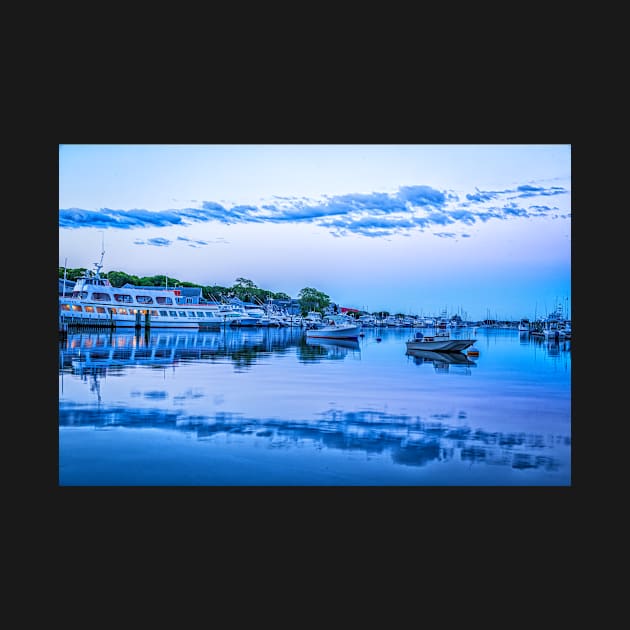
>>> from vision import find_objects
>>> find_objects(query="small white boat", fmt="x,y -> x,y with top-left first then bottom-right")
405,330 -> 476,352
305,315 -> 361,340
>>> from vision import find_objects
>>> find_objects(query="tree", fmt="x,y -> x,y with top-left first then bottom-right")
58,267 -> 87,282
297,287 -> 330,315
234,277 -> 257,289
203,285 -> 229,302
107,271 -> 141,288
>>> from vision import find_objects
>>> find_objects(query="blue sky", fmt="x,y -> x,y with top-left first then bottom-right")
59,144 -> 571,321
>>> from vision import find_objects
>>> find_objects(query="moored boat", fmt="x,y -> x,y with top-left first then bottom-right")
59,251 -> 233,330
305,315 -> 361,340
405,330 -> 476,352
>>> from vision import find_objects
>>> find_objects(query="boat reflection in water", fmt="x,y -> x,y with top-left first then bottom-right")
59,327 -> 570,485
301,337 -> 361,362
61,329 -> 365,377
61,327 -> 307,376
529,334 -> 571,365
406,348 -> 477,374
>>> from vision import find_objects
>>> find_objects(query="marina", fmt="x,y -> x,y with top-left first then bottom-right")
58,250 -> 572,341
57,145 -> 572,488
59,250 -> 295,332
59,325 -> 571,486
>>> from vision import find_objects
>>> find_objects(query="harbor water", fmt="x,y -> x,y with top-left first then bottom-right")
58,326 -> 571,485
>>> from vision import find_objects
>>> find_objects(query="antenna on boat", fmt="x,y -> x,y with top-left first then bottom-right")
62,257 -> 68,297
94,231 -> 105,276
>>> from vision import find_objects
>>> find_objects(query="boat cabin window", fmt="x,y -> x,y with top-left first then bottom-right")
178,311 -> 187,317
156,296 -> 173,305
114,294 -> 133,304
96,306 -> 106,314
60,303 -> 71,311
159,310 -> 168,316
72,291 -> 88,299
169,311 -> 178,317
71,304 -> 83,312
187,312 -> 196,317
84,306 -> 95,313
197,312 -> 205,317
136,295 -> 154,304
92,292 -> 111,301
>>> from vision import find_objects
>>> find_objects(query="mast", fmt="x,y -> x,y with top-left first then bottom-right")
94,231 -> 105,277
63,257 -> 67,297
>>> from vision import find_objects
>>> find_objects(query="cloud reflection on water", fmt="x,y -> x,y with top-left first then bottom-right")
59,402 -> 568,472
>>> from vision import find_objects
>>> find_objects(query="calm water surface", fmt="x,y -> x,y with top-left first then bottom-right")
58,326 -> 571,485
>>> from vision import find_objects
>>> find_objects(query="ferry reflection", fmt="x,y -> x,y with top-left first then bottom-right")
300,337 -> 361,362
58,403 -> 569,473
59,328 -> 307,375
406,349 -> 477,374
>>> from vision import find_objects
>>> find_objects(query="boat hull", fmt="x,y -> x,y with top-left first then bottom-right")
305,325 -> 360,340
405,338 -> 476,352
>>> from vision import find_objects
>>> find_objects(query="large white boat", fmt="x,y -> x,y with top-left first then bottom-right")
305,315 -> 361,340
59,254 -> 236,330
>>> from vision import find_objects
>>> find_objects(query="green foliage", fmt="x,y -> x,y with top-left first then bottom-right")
203,285 -> 229,302
58,267 -> 88,282
107,271 -> 141,288
234,277 -> 257,289
297,287 -> 330,316
139,274 -> 181,287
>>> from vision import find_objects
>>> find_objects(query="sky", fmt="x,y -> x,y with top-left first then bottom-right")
59,144 -> 571,321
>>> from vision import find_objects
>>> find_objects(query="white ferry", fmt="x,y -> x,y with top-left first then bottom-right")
59,255 -> 237,330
